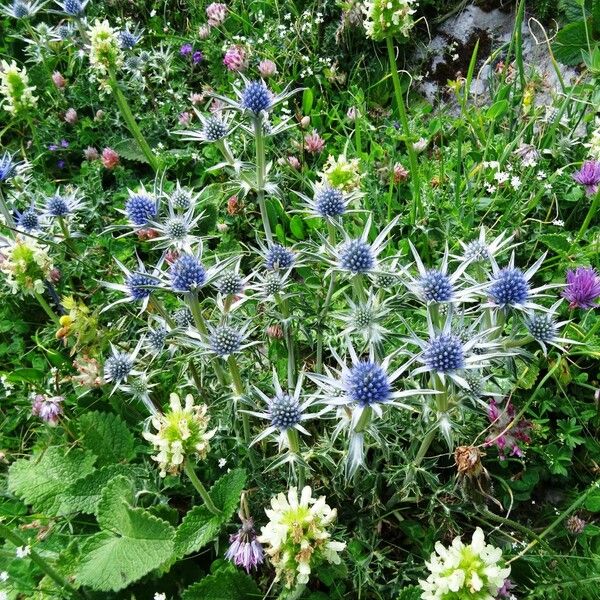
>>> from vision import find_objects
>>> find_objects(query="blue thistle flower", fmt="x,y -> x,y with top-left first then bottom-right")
173,307 -> 194,327
104,352 -> 133,383
424,334 -> 465,373
118,29 -> 140,49
171,188 -> 192,210
218,271 -> 243,296
0,152 -> 17,183
62,0 -> 84,15
126,273 -> 154,300
203,116 -> 228,141
314,187 -> 346,218
46,195 -> 69,217
210,325 -> 242,357
147,326 -> 168,352
525,313 -> 557,342
269,393 -> 301,430
264,244 -> 294,270
170,254 -> 206,292
346,361 -> 391,406
241,81 -> 272,114
164,217 -> 189,241
489,268 -> 529,307
420,270 -> 454,303
12,0 -> 29,17
125,193 -> 157,226
339,239 -> 374,274
17,208 -> 39,231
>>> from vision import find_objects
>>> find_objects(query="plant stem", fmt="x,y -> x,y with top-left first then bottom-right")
279,297 -> 295,388
186,292 -> 228,386
227,355 -> 252,446
108,72 -> 160,172
573,189 -> 600,246
386,35 -> 421,224
316,223 -> 338,372
253,115 -> 273,244
0,187 -> 15,234
34,291 -> 60,324
0,523 -> 85,599
183,462 -> 222,516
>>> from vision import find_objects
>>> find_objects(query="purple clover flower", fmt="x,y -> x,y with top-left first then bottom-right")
225,517 -> 264,573
180,43 -> 193,56
32,394 -> 64,426
562,267 -> 600,309
572,160 -> 600,196
192,51 -> 203,64
485,399 -> 531,460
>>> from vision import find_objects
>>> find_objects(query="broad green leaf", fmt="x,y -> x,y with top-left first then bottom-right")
515,359 -> 540,390
76,476 -> 175,592
397,587 -> 422,600
553,19 -> 592,65
289,215 -> 305,240
486,100 -> 509,120
538,233 -> 571,255
8,447 -> 96,515
302,88 -> 314,115
174,469 -> 246,557
5,368 -> 45,383
585,486 -> 600,512
181,569 -> 261,600
77,411 -> 136,466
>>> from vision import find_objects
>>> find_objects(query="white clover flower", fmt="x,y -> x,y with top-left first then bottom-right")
143,392 -> 215,477
258,486 -> 346,589
419,527 -> 510,600
88,19 -> 124,75
0,235 -> 53,296
363,0 -> 418,41
0,60 -> 38,114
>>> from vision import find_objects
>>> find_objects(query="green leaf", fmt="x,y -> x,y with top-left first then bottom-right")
61,464 -> 132,515
397,586 -> 422,600
289,215 -> 305,240
77,411 -> 136,466
553,19 -> 591,65
112,138 -> 149,163
486,99 -> 509,120
538,233 -> 571,255
515,359 -> 540,390
181,569 -> 261,600
76,476 -> 175,592
584,486 -> 600,512
302,88 -> 314,115
5,368 -> 45,383
174,469 -> 246,558
8,447 -> 96,515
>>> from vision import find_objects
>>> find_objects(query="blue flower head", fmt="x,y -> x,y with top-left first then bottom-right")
265,244 -> 294,270
347,361 -> 390,406
170,254 -> 206,292
269,393 -> 301,430
0,153 -> 17,183
420,270 -> 453,303
147,326 -> 168,352
490,268 -> 529,306
17,208 -> 39,231
210,325 -> 242,357
46,195 -> 69,217
125,193 -> 157,226
314,187 -> 346,218
525,313 -> 557,342
203,116 -> 228,141
241,81 -> 272,114
173,307 -> 194,328
218,271 -> 243,296
12,0 -> 30,17
118,29 -> 140,49
63,0 -> 84,15
171,188 -> 192,210
339,239 -> 374,274
104,352 -> 133,382
126,273 -> 154,300
424,334 -> 465,373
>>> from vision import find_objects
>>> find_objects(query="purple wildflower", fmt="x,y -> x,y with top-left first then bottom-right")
180,43 -> 193,56
61,139 -> 69,148
192,50 -> 203,64
48,144 -> 58,151
496,579 -> 516,598
32,394 -> 64,426
485,399 -> 531,460
225,517 -> 264,573
562,267 -> 600,309
572,160 -> 600,196
56,160 -> 66,169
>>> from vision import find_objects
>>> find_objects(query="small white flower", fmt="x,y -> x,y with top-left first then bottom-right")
154,594 -> 167,600
16,545 -> 31,558
0,571 -> 8,582
218,457 -> 227,468
494,171 -> 509,184
510,175 -> 521,190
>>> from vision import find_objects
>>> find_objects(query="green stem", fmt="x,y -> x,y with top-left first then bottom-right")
386,35 -> 421,224
253,116 -> 273,244
34,291 -> 60,324
0,187 -> 15,233
183,462 -> 222,516
316,223 -> 338,372
186,292 -> 228,386
279,297 -> 295,388
108,72 -> 160,172
352,274 -> 366,303
0,523 -> 85,599
573,189 -> 600,246
227,355 -> 251,444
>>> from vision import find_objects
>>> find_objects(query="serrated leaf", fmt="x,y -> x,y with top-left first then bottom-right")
112,138 -> 149,163
8,447 -> 96,515
397,586 -> 422,600
538,233 -> 571,255
76,476 -> 175,592
61,464 -> 132,515
553,19 -> 591,65
515,359 -> 540,390
174,469 -> 246,558
78,411 -> 135,466
584,486 -> 600,512
181,569 -> 261,600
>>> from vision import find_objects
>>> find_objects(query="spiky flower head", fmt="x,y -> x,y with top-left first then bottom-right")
562,267 -> 600,309
241,80 -> 273,114
1,0 -> 46,19
0,236 -> 53,295
16,208 -> 39,231
525,313 -> 557,342
258,486 -> 346,588
103,351 -> 133,383
339,239 -> 374,274
489,268 -> 529,307
269,393 -> 302,431
218,271 -> 244,296
170,254 -> 206,292
419,527 -> 510,600
314,186 -> 347,218
170,186 -> 193,210
572,160 -> 600,196
420,270 -> 453,303
147,325 -> 168,353
125,192 -> 157,226
319,154 -> 361,192
203,115 -> 228,141
424,334 -> 466,373
363,0 -> 418,41
463,240 -> 489,263
126,272 -> 154,300
263,272 -> 284,296
45,194 -> 69,216
209,325 -> 242,357
345,361 -> 391,406
225,516 -> 264,573
0,60 -> 38,114
174,306 -> 194,328
264,244 -> 295,271
142,392 -> 215,477
58,0 -> 86,15
88,19 -> 124,75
